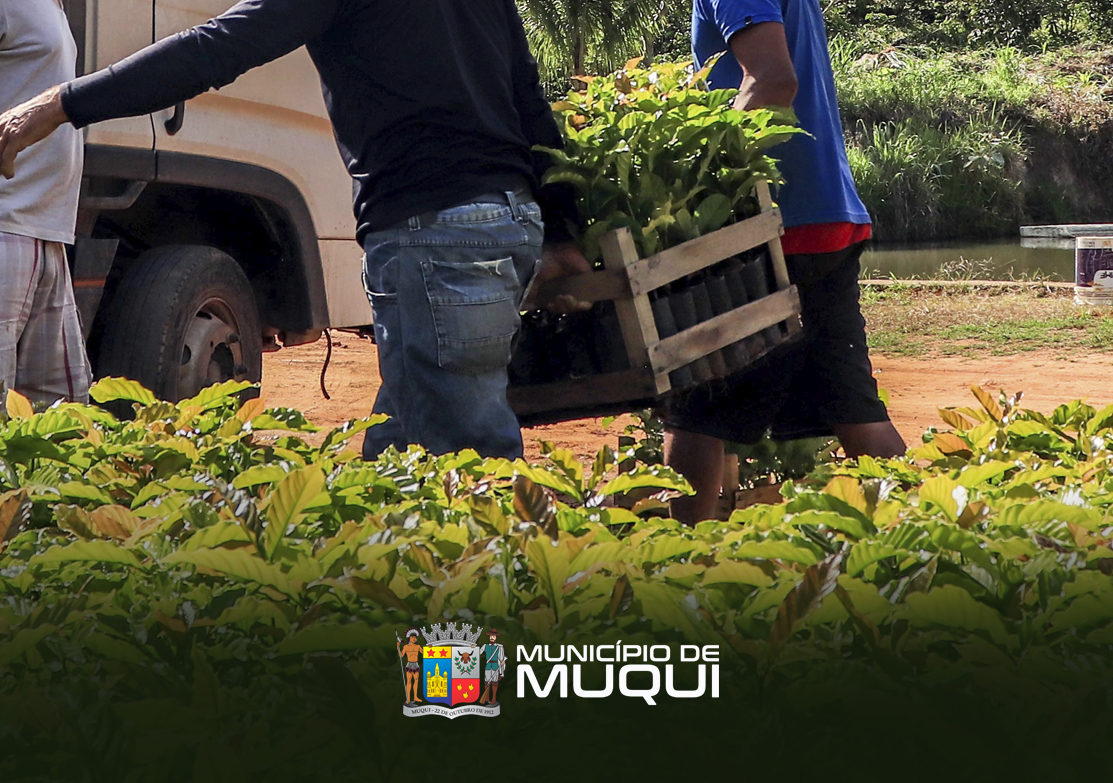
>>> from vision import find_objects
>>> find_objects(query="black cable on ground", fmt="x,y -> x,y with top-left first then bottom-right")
320,329 -> 333,400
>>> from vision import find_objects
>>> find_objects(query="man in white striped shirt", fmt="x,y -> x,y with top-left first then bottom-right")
0,0 -> 89,405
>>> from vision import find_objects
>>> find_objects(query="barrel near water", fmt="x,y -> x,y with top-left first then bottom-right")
1074,237 -> 1113,305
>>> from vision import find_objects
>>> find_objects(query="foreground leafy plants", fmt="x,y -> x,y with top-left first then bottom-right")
3,382 -> 1113,779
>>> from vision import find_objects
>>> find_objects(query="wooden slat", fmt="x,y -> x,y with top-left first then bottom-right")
507,369 -> 660,416
626,211 -> 782,296
528,267 -> 629,310
766,234 -> 791,291
648,287 -> 800,376
755,180 -> 791,290
602,229 -> 671,396
755,179 -> 774,211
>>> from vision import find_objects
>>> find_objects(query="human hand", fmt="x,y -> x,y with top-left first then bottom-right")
0,87 -> 69,180
523,241 -> 593,315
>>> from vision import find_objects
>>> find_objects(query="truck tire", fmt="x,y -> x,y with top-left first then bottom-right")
96,245 -> 263,402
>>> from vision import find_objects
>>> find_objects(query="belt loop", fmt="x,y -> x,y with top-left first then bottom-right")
407,215 -> 421,231
505,190 -> 525,223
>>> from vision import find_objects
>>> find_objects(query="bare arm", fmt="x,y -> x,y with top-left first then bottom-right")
728,21 -> 798,111
0,87 -> 67,179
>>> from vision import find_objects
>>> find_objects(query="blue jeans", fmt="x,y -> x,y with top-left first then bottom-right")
361,193 -> 543,459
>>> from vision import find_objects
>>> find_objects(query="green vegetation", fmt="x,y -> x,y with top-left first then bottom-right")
824,1 -> 1113,51
0,380 -> 693,778
836,45 -> 1113,241
537,61 -> 801,262
861,285 -> 1113,356
5,381 -> 1113,776
518,2 -> 1113,244
817,4 -> 1113,242
518,0 -> 663,79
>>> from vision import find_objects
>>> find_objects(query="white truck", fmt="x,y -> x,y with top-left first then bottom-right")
62,1 -> 372,400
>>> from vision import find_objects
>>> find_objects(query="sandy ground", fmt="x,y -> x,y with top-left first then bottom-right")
261,335 -> 1113,461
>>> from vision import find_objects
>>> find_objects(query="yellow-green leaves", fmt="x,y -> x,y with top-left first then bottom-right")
32,540 -> 144,570
847,541 -> 901,577
279,623 -> 381,655
260,466 -> 327,561
905,585 -> 1010,646
957,461 -> 1013,488
703,560 -> 772,587
7,375 -> 1113,746
180,380 -> 254,410
163,547 -> 297,597
733,540 -> 819,566
539,60 -> 805,264
5,390 -> 33,420
318,416 -> 387,454
232,464 -> 292,490
919,475 -> 967,522
600,467 -> 691,497
526,534 -> 571,620
88,377 -> 157,406
0,625 -> 59,665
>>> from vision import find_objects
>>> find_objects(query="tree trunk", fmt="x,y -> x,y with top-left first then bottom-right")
569,22 -> 588,77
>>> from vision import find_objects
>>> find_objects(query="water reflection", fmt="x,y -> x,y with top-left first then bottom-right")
860,241 -> 1076,281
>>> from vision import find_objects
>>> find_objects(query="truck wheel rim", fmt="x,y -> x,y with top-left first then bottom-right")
178,298 -> 246,397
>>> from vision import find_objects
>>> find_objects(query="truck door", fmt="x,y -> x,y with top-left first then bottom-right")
150,1 -> 369,330
64,0 -> 156,156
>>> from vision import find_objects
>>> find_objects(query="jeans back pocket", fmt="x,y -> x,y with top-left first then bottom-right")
420,255 -> 521,375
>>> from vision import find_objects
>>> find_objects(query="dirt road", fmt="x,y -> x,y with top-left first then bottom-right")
261,335 -> 1113,461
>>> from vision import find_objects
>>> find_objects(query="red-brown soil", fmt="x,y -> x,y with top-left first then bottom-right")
261,336 -> 1113,461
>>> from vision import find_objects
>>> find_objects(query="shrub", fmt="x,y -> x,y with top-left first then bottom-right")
4,382 -> 1113,777
537,60 -> 803,262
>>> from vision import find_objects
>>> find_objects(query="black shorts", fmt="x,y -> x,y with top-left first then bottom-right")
660,242 -> 890,443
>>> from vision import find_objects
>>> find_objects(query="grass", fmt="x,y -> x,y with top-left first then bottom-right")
832,44 -> 1113,242
861,286 -> 1113,357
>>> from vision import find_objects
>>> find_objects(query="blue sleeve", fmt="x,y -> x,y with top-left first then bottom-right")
708,0 -> 784,42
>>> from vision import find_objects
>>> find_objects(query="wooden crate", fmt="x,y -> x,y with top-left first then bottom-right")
509,181 -> 802,424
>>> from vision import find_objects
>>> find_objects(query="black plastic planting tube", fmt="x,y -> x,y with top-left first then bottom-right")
705,272 -> 750,371
739,255 -> 783,346
651,290 -> 695,389
689,277 -> 729,379
595,302 -> 629,374
566,312 -> 596,378
724,257 -> 768,358
668,285 -> 715,384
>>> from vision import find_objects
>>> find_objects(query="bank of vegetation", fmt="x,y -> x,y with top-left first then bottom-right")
519,1 -> 1113,242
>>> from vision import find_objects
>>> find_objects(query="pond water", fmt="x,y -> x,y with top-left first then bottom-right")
860,240 -> 1077,282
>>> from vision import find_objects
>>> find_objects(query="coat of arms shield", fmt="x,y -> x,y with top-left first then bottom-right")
398,623 -> 501,719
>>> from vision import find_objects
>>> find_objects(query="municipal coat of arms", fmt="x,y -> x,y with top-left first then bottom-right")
395,623 -> 505,719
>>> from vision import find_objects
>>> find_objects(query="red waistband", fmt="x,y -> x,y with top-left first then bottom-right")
781,222 -> 872,255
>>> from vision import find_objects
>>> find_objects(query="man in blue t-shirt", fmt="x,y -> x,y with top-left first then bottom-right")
663,0 -> 906,524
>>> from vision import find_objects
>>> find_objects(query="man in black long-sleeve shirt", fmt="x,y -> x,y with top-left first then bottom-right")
0,0 -> 586,459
